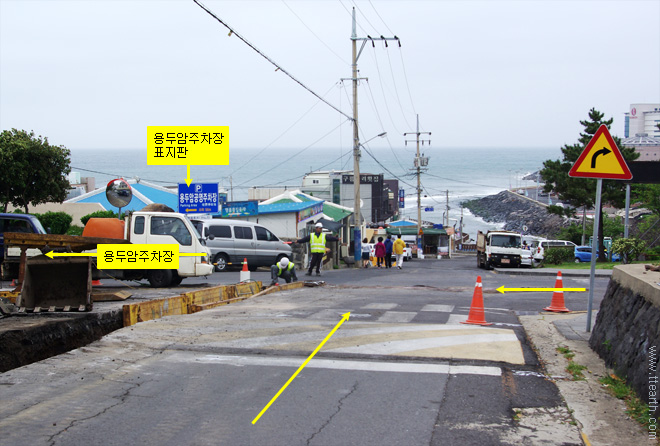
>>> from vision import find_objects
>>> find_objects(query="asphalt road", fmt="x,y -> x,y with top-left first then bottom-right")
0,256 -> 606,445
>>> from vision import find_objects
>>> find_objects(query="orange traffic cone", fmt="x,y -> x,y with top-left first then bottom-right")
461,276 -> 492,326
92,280 -> 103,286
544,271 -> 570,312
10,279 -> 16,287
239,257 -> 250,282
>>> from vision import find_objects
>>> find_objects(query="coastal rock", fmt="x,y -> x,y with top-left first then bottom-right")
463,190 -> 567,237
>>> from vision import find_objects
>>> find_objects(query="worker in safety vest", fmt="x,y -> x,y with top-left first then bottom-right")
270,257 -> 297,286
295,222 -> 339,276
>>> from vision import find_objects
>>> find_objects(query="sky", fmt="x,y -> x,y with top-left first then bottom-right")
1,0 -> 659,153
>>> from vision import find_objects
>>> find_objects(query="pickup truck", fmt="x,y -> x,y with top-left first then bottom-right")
84,211 -> 214,287
476,230 -> 522,269
0,213 -> 47,280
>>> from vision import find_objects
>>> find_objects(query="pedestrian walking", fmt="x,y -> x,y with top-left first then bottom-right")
361,238 -> 372,268
393,234 -> 406,269
295,222 -> 339,276
384,234 -> 393,268
269,257 -> 297,286
374,237 -> 386,268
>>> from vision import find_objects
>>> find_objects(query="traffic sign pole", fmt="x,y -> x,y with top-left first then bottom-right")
586,179 -> 602,332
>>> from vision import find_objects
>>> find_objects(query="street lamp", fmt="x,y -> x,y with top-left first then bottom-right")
353,132 -> 387,264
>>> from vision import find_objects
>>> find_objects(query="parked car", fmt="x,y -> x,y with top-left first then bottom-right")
0,213 -> 47,280
533,239 -> 577,265
574,245 -> 620,263
191,219 -> 292,272
520,236 -> 543,268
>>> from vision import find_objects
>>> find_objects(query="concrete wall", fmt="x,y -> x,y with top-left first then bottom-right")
590,264 -> 660,415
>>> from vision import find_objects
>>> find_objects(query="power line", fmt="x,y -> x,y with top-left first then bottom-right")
229,82 -> 338,177
367,49 -> 401,134
385,48 -> 412,129
368,0 -> 395,35
281,0 -> 349,65
398,46 -> 418,118
235,119 -> 351,188
193,0 -> 352,121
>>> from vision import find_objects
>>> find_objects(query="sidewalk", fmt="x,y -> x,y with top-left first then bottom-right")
521,311 -> 653,445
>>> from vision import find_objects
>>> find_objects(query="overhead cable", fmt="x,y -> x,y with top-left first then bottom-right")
193,0 -> 352,122
282,0 -> 349,65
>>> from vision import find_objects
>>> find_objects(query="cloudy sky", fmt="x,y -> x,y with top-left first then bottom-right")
1,0 -> 659,152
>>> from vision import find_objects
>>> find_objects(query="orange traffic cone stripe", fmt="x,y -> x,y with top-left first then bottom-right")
461,276 -> 492,326
544,271 -> 570,312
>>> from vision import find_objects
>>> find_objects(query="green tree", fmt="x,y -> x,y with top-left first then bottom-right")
0,129 -> 71,213
540,109 -> 639,261
632,184 -> 660,217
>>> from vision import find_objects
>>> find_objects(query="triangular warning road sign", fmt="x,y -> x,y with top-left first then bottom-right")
569,125 -> 632,180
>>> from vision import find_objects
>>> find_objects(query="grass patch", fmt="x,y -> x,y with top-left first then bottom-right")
556,345 -> 586,380
556,346 -> 575,361
566,362 -> 588,380
599,374 -> 653,430
540,260 -> 647,270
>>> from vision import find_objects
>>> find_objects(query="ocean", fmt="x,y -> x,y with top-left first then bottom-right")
69,146 -> 558,241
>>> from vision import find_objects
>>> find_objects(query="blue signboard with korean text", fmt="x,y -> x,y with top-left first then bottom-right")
178,183 -> 219,214
398,189 -> 405,209
221,200 -> 258,218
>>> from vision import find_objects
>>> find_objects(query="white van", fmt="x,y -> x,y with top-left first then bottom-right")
533,239 -> 576,265
191,219 -> 292,272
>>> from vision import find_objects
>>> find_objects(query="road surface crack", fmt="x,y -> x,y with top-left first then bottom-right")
46,380 -> 145,446
306,381 -> 358,446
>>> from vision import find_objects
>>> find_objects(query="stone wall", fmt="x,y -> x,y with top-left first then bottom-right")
590,264 -> 660,415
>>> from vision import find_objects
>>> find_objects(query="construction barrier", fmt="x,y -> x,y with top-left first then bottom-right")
461,276 -> 492,326
543,271 -> 570,313
123,281 -> 262,327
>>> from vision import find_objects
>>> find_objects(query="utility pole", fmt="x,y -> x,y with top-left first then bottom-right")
445,190 -> 449,227
349,7 -> 399,265
404,115 -> 431,255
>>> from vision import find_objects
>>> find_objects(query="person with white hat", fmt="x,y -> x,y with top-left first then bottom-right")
294,221 -> 339,276
269,256 -> 297,286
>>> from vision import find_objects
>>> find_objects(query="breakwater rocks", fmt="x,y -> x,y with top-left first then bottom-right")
463,190 -> 566,237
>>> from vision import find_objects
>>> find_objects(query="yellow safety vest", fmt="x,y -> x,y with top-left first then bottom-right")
277,262 -> 295,275
310,233 -> 326,253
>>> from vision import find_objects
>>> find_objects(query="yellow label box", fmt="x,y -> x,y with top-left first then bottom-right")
147,126 -> 229,165
97,244 -> 180,269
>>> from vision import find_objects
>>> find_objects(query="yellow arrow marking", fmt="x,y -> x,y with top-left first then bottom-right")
185,165 -> 193,187
45,252 -> 205,259
252,312 -> 350,424
497,286 -> 586,294
45,252 -> 96,259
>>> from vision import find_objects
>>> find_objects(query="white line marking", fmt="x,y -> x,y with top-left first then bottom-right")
327,333 -> 519,355
167,353 -> 502,376
446,314 -> 467,324
362,303 -> 399,310
377,311 -> 417,323
421,304 -> 455,312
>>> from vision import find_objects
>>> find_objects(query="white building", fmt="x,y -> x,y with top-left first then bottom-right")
624,103 -> 660,138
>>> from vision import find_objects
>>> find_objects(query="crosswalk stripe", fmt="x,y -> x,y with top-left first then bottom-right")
167,353 -> 502,376
421,304 -> 455,312
377,311 -> 417,322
